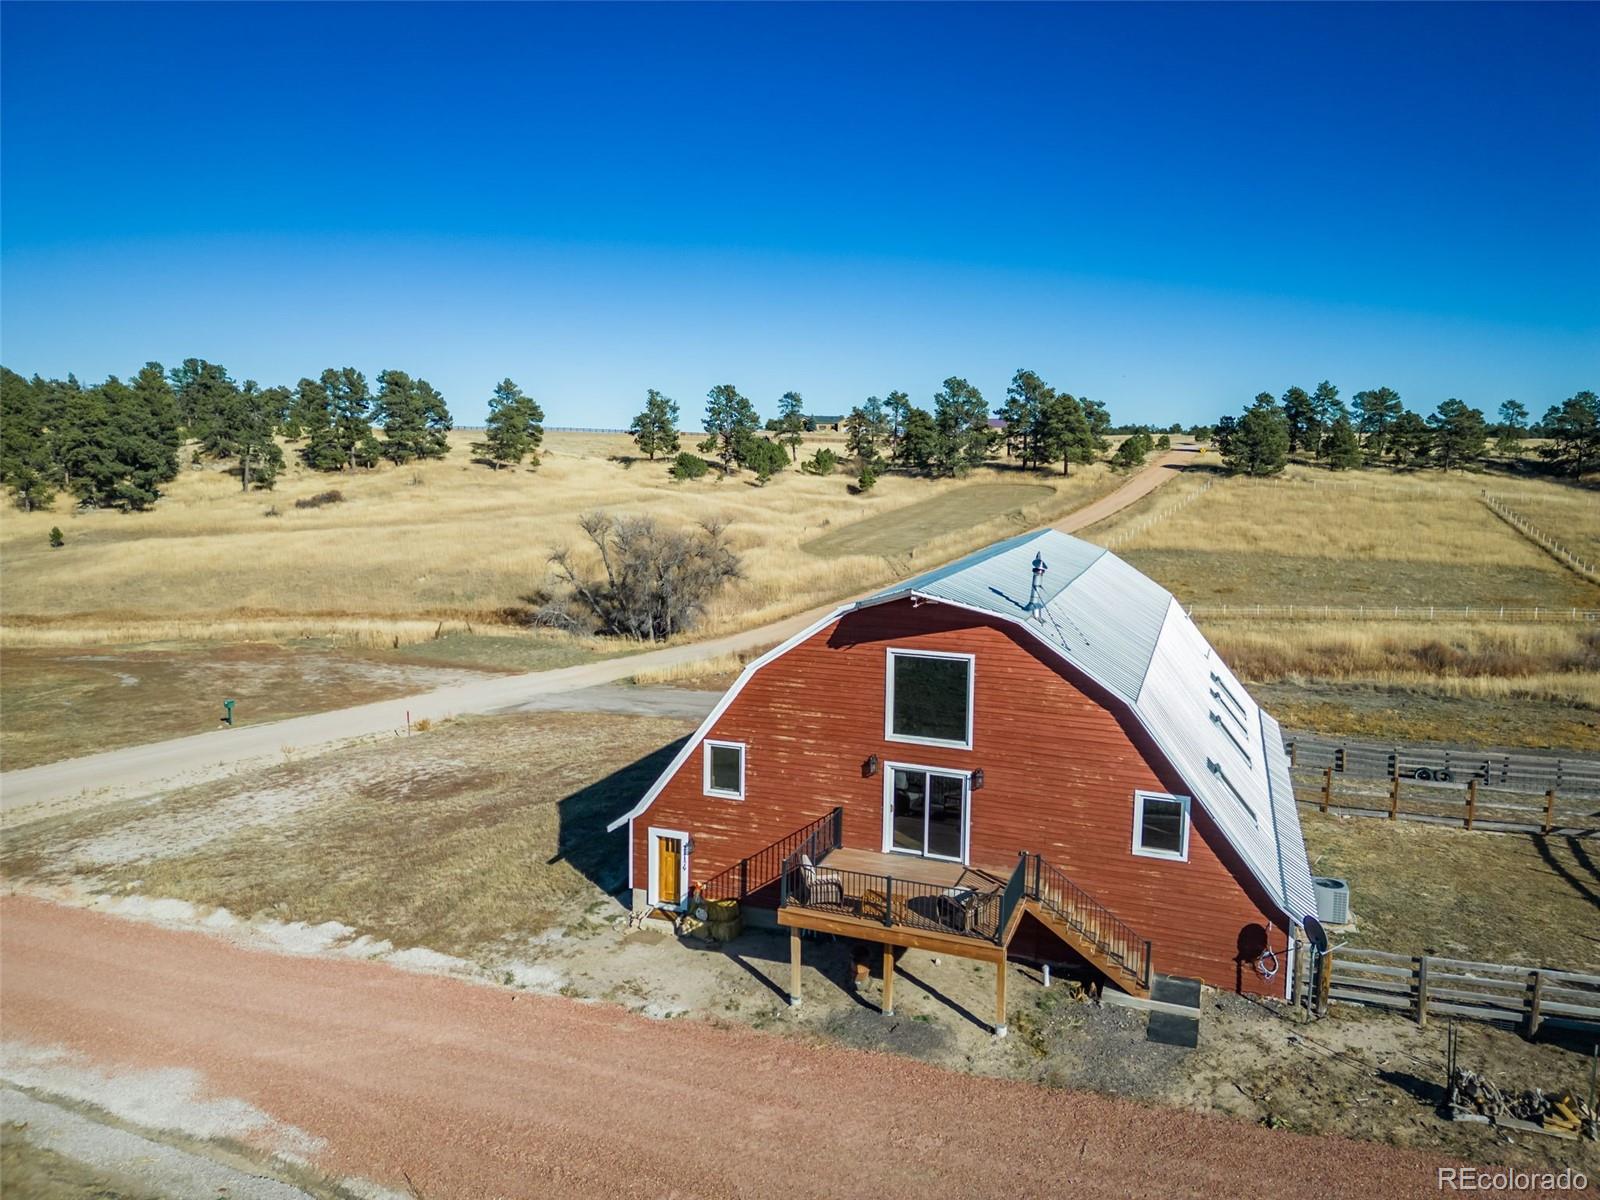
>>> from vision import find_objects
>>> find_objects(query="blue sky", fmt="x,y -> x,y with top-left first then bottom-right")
3,2 -> 1596,427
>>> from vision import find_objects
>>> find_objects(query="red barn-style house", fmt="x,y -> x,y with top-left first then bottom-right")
609,529 -> 1315,1033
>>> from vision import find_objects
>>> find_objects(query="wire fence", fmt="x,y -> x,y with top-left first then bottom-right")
1098,477 -> 1215,550
1480,491 -> 1600,584
1189,602 -> 1599,623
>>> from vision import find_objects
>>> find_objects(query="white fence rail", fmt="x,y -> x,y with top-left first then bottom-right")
1481,491 -> 1600,584
1189,603 -> 1599,622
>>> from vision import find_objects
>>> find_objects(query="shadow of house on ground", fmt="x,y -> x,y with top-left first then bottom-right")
550,736 -> 689,898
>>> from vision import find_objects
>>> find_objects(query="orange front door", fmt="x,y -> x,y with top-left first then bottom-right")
656,835 -> 684,906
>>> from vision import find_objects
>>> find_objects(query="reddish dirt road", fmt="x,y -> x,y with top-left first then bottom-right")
0,896 -> 1522,1200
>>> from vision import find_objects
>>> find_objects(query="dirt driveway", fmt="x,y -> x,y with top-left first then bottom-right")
0,895 -> 1534,1200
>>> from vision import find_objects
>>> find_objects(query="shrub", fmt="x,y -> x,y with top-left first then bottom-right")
1111,432 -> 1154,471
801,448 -> 838,475
48,526 -> 63,549
670,452 -> 709,481
294,489 -> 345,509
549,512 -> 740,640
739,435 -> 789,484
856,463 -> 878,493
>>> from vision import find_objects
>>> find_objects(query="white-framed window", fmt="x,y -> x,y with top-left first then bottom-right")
702,740 -> 745,799
884,648 -> 975,750
1132,790 -> 1190,861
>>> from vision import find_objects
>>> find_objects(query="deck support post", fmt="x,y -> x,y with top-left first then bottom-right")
994,961 -> 1007,1037
788,930 -> 802,1008
1043,963 -> 1051,989
882,945 -> 895,1017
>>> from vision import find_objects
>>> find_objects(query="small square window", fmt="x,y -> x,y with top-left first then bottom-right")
1133,791 -> 1190,861
704,741 -> 745,799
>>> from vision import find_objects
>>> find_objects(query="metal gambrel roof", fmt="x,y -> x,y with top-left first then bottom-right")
860,528 -> 1317,922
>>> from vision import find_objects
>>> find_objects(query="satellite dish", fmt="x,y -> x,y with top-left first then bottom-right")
1302,914 -> 1329,954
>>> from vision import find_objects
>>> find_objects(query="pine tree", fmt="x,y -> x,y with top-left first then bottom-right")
319,367 -> 378,470
629,389 -> 680,460
1352,386 -> 1403,460
776,391 -> 806,462
932,377 -> 991,475
1281,385 -> 1317,455
475,378 -> 544,469
231,381 -> 286,489
296,377 -> 344,471
1111,430 -> 1154,470
700,384 -> 760,471
0,367 -> 57,510
1222,394 -> 1289,477
1309,381 -> 1340,459
1388,410 -> 1433,467
169,359 -> 237,455
1538,391 -> 1600,476
844,396 -> 890,464
1428,398 -> 1487,470
1034,391 -> 1094,475
375,370 -> 452,463
1323,412 -> 1361,470
897,406 -> 939,471
999,369 -> 1051,466
1081,397 -> 1112,453
884,390 -> 911,446
1494,399 -> 1528,457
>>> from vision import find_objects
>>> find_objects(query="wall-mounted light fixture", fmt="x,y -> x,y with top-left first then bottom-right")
863,754 -> 879,778
684,836 -> 695,855
971,768 -> 985,791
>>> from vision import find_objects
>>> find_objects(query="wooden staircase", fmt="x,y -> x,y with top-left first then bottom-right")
1003,854 -> 1152,998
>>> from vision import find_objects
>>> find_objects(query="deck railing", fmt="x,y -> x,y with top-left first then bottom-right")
699,807 -> 844,903
782,859 -> 1008,942
1026,854 -> 1152,989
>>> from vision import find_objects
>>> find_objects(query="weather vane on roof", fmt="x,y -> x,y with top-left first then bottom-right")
1025,551 -> 1048,617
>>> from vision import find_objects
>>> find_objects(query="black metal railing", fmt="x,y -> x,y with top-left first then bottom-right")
1026,854 -> 1152,988
700,807 -> 843,903
783,860 -> 1007,942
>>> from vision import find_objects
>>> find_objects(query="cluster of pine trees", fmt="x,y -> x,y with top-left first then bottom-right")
1213,383 -> 1598,478
632,370 -> 1120,487
0,360 -> 469,511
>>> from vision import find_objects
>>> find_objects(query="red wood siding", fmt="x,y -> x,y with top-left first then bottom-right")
632,599 -> 1290,996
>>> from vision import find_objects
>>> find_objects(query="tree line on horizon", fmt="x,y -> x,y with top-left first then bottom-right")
3,357 -> 1593,512
1206,382 -> 1598,479
0,362 -> 556,512
627,371 -> 1131,489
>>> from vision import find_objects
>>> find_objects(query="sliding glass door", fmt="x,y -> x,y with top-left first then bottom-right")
888,766 -> 968,862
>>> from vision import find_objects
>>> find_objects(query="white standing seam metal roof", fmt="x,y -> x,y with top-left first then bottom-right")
609,528 -> 1316,924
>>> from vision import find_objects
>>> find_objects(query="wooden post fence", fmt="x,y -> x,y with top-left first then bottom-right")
1321,766 -> 1332,813
1389,759 -> 1401,820
1544,788 -> 1557,835
1415,955 -> 1431,1028
1465,778 -> 1478,831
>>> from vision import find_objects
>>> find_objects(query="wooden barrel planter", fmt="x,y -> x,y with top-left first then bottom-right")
705,897 -> 743,942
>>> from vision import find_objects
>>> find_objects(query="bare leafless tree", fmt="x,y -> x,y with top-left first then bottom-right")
549,512 -> 740,640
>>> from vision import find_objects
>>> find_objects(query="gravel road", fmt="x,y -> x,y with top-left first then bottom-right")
0,450 -> 1195,818
0,894 -> 1535,1200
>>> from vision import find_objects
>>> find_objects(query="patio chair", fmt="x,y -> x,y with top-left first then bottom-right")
797,852 -> 845,907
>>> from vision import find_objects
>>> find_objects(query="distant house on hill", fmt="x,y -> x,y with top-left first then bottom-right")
805,414 -> 845,431
609,529 -> 1314,1032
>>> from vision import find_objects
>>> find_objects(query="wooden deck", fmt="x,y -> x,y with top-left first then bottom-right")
817,848 -> 1008,890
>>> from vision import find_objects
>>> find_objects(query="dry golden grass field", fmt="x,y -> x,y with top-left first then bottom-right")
1078,461 -> 1600,748
1,434 -> 1596,757
0,429 -> 1115,646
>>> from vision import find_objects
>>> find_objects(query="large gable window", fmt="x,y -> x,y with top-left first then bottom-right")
1132,790 -> 1190,861
885,649 -> 974,749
